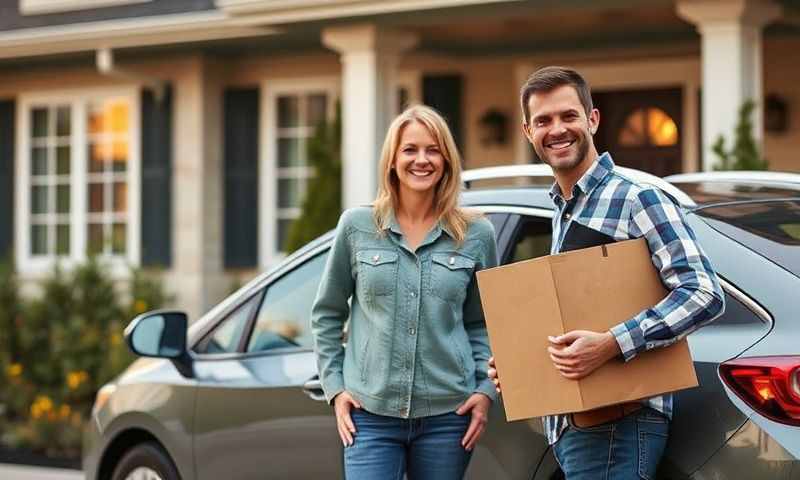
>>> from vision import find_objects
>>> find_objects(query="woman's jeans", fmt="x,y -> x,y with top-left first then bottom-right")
552,407 -> 669,480
345,409 -> 472,480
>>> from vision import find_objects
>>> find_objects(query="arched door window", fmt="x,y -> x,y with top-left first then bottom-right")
618,107 -> 679,147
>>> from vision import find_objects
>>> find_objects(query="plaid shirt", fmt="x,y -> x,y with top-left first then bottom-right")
544,152 -> 725,445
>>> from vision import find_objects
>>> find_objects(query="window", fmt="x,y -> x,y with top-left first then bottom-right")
247,252 -> 329,353
618,107 -> 678,147
195,291 -> 262,355
17,90 -> 140,274
262,79 -> 338,262
505,215 -> 552,264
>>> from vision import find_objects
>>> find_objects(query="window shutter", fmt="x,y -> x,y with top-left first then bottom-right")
0,100 -> 14,260
223,88 -> 259,269
140,87 -> 173,267
423,74 -> 464,154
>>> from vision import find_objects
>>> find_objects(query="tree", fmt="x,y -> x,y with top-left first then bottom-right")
712,100 -> 769,171
285,106 -> 342,253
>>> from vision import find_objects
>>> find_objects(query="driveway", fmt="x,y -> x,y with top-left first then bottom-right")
0,463 -> 83,480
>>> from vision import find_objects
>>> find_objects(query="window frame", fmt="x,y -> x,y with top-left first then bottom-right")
15,88 -> 142,277
260,77 -> 339,268
20,0 -> 151,15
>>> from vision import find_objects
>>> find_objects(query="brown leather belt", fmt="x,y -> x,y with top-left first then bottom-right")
571,402 -> 643,428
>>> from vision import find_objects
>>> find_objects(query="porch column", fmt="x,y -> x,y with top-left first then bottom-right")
677,0 -> 781,170
323,24 -> 418,208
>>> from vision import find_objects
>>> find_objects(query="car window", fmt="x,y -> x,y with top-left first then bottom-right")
485,213 -> 508,235
246,252 -> 329,353
505,215 -> 552,263
697,200 -> 800,277
194,291 -> 262,354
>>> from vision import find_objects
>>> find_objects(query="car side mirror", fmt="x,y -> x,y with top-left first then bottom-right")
124,311 -> 194,378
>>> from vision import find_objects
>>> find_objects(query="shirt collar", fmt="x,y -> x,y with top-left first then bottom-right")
548,152 -> 615,203
387,212 -> 453,241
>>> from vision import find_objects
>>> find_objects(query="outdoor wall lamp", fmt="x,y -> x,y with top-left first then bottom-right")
765,94 -> 789,134
479,109 -> 509,146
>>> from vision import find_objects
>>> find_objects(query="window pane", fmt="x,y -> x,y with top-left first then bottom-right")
56,224 -> 70,255
109,101 -> 129,134
277,137 -> 302,168
88,183 -> 104,213
88,142 -> 106,173
278,96 -> 299,128
113,182 -> 127,213
247,252 -> 328,352
31,224 -> 48,255
277,218 -> 293,253
112,141 -> 128,172
31,147 -> 48,176
618,108 -> 646,147
56,146 -> 71,175
506,216 -> 552,264
87,223 -> 104,255
56,185 -> 70,214
112,223 -> 126,254
307,94 -> 327,128
32,109 -> 48,138
647,108 -> 679,146
195,292 -> 262,354
278,178 -> 302,209
31,185 -> 49,214
88,106 -> 104,134
56,106 -> 70,137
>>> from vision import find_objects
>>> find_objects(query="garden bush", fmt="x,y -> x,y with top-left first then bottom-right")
0,259 -> 171,459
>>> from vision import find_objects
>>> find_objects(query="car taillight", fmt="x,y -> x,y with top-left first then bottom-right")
719,356 -> 800,427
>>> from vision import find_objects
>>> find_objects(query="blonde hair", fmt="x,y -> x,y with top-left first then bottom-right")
373,105 -> 478,245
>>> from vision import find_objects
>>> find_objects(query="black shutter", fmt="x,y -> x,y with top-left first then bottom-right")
423,74 -> 464,153
140,87 -> 172,267
0,100 -> 14,260
223,88 -> 259,269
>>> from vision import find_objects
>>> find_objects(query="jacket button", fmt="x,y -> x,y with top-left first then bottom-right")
373,254 -> 380,263
564,212 -> 572,220
409,328 -> 416,335
410,291 -> 416,298
449,256 -> 455,265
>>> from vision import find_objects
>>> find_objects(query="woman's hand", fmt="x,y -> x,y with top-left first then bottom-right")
333,391 -> 362,447
456,393 -> 492,451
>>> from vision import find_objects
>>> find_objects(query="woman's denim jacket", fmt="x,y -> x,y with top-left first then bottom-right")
311,207 -> 498,418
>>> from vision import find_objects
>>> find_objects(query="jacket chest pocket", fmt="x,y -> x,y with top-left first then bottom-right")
356,249 -> 399,299
430,253 -> 475,302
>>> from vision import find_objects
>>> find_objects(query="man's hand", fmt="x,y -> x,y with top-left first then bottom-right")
548,330 -> 621,380
456,393 -> 492,451
487,357 -> 501,394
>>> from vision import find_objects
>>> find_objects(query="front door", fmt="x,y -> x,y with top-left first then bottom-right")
593,88 -> 683,177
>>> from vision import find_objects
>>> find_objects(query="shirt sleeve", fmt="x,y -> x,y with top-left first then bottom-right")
609,188 -> 725,362
311,211 -> 355,403
463,220 -> 499,401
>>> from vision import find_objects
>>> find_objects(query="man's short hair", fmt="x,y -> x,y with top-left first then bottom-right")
520,66 -> 593,124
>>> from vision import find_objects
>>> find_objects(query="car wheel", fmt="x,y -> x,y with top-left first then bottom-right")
111,442 -> 180,480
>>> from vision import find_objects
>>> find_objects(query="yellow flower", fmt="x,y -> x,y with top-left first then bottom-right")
134,299 -> 148,314
6,363 -> 22,377
30,395 -> 54,419
67,370 -> 89,390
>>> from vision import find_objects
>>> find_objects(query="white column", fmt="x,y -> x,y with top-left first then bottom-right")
677,0 -> 781,170
323,24 -> 418,208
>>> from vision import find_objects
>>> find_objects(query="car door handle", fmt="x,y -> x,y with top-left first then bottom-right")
302,378 -> 327,402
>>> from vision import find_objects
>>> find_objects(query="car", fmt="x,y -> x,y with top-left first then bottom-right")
83,166 -> 800,480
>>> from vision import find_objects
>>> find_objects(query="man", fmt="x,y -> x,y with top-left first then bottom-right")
488,66 -> 724,479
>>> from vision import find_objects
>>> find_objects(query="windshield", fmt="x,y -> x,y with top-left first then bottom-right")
696,200 -> 800,277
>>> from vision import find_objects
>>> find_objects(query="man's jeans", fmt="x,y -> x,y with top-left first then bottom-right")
553,407 -> 669,480
345,409 -> 472,479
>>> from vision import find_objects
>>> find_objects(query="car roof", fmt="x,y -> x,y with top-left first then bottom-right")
665,171 -> 800,208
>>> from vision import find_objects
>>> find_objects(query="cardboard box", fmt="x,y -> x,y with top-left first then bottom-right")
477,238 -> 698,422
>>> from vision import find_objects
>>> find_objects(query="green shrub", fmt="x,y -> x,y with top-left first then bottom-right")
0,260 -> 171,459
712,100 -> 769,171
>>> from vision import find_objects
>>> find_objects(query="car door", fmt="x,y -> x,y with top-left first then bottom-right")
465,209 -> 558,480
192,248 -> 342,480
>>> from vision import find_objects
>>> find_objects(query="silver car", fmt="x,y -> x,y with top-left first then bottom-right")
84,167 -> 800,480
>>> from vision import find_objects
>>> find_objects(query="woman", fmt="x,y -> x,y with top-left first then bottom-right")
311,105 -> 498,479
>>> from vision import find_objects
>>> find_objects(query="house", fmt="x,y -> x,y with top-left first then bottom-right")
0,0 -> 798,320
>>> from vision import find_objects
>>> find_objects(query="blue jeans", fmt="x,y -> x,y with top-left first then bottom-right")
344,409 -> 472,480
553,408 -> 669,480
